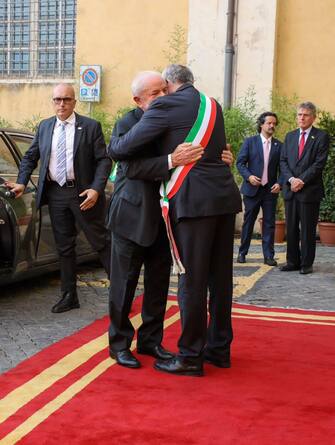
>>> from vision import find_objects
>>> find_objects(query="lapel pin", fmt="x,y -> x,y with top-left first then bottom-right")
77,127 -> 82,130
311,135 -> 315,139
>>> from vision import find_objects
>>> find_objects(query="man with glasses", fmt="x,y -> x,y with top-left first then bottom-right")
6,83 -> 111,312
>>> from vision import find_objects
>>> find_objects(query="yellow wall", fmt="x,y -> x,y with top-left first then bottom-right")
0,0 -> 188,125
0,82 -> 61,128
76,0 -> 188,115
275,0 -> 335,113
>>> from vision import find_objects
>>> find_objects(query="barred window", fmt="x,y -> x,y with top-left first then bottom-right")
0,0 -> 76,79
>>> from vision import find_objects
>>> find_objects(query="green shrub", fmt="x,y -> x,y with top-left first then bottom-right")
271,91 -> 299,141
0,117 -> 12,128
223,88 -> 257,181
90,105 -> 133,143
318,111 -> 335,223
17,114 -> 42,133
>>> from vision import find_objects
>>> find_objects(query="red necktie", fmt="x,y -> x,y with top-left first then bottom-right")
298,131 -> 306,158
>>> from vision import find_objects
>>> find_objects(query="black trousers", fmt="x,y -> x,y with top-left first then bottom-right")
46,182 -> 110,294
109,220 -> 171,352
239,185 -> 277,259
173,213 -> 236,363
285,197 -> 320,268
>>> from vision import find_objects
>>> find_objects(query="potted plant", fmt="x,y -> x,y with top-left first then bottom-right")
258,194 -> 285,243
274,194 -> 286,243
318,112 -> 335,246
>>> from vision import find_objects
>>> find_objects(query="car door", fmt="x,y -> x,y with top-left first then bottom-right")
0,133 -> 36,276
8,132 -> 93,260
7,132 -> 60,265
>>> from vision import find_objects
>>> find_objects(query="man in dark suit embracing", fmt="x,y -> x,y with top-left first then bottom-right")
107,71 -> 205,368
280,102 -> 329,274
6,83 -> 111,312
109,65 -> 241,377
236,112 -> 282,266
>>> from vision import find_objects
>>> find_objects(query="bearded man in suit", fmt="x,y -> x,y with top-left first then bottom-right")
108,64 -> 241,377
6,83 -> 111,312
280,102 -> 329,274
236,112 -> 282,266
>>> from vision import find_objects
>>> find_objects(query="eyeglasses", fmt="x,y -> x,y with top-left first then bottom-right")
52,97 -> 75,104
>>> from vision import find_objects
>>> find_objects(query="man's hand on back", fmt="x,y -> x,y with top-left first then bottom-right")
171,143 -> 204,167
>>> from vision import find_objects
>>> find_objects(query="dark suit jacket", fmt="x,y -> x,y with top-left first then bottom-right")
280,126 -> 329,202
237,135 -> 283,197
108,84 -> 242,220
106,108 -> 170,247
17,112 -> 111,210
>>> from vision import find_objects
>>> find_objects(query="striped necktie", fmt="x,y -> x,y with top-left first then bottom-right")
56,122 -> 67,186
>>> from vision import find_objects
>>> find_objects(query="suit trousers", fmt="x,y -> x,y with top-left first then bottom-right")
173,213 -> 236,363
285,196 -> 320,268
46,182 -> 110,293
239,185 -> 277,259
109,220 -> 171,352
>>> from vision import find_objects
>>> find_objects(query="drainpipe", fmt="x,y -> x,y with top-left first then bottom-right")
224,0 -> 236,109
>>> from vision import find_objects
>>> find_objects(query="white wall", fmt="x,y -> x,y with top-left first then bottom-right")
188,0 -> 277,110
234,0 -> 277,110
188,0 -> 227,101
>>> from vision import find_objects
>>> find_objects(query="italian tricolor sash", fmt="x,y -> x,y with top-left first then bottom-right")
160,92 -> 217,274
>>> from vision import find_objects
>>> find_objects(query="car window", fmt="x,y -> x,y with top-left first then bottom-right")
0,137 -> 18,175
10,135 -> 39,173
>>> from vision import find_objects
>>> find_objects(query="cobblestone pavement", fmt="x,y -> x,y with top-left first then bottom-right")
0,241 -> 334,374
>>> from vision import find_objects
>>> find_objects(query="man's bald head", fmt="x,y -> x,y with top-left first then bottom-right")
131,71 -> 167,111
52,83 -> 76,121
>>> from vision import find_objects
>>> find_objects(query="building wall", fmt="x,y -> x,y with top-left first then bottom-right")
76,0 -> 188,115
187,0 -> 227,101
235,0 -> 277,110
187,0 -> 277,111
0,0 -> 188,125
275,0 -> 335,113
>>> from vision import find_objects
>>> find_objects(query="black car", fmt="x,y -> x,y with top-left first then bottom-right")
0,128 -> 112,285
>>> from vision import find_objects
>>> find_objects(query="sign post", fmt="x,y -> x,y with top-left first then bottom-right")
79,65 -> 102,115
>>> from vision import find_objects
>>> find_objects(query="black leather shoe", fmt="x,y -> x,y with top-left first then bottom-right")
154,357 -> 203,376
204,356 -> 231,368
264,258 -> 278,266
300,266 -> 313,275
237,254 -> 246,263
137,344 -> 175,360
51,291 -> 80,313
109,349 -> 141,368
280,264 -> 300,271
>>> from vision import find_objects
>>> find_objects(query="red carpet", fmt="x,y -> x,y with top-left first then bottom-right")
0,298 -> 335,445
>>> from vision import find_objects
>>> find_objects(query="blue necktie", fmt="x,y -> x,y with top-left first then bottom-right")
56,122 -> 67,186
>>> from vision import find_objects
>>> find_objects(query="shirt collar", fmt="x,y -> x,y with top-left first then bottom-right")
300,126 -> 312,136
260,134 -> 272,145
56,112 -> 76,127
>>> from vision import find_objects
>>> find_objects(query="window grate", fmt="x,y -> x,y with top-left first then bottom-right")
0,0 -> 76,79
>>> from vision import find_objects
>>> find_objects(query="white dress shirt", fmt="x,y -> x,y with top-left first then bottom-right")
260,134 -> 272,150
49,112 -> 76,181
299,125 -> 312,143
288,126 -> 313,183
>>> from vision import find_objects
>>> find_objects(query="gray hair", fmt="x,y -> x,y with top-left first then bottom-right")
162,64 -> 194,85
131,71 -> 163,96
297,101 -> 317,117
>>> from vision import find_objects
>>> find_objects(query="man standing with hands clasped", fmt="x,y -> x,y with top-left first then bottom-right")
6,83 -> 111,312
280,102 -> 329,274
236,112 -> 282,266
